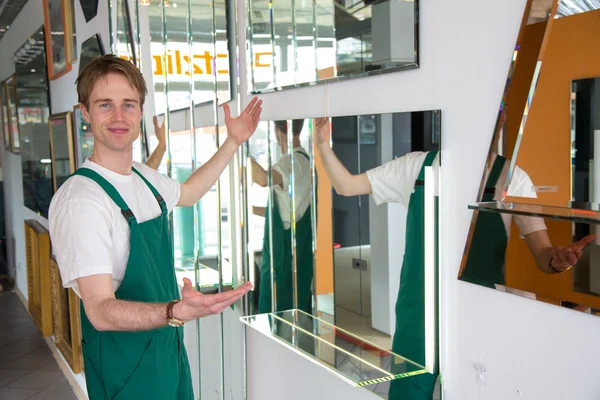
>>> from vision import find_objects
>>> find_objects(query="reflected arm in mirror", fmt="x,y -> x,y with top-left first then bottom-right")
145,116 -> 167,170
178,98 -> 263,206
313,117 -> 372,196
252,205 -> 266,217
524,230 -> 597,274
248,157 -> 283,188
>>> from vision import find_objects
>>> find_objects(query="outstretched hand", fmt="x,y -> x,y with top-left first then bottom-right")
153,115 -> 166,147
550,234 -> 597,272
224,97 -> 263,146
174,278 -> 253,322
313,117 -> 331,145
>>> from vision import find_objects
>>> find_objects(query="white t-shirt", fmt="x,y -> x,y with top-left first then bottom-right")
272,147 -> 312,230
48,160 -> 181,297
365,151 -> 547,238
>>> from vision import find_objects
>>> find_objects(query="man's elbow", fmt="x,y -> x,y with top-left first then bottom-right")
83,301 -> 112,332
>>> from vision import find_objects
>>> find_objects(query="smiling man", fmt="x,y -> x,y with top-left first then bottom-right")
48,55 -> 261,400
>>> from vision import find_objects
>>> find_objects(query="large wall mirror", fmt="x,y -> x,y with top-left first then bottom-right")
246,0 -> 419,93
122,0 -> 233,117
460,0 -> 600,316
241,109 -> 441,398
14,26 -> 53,218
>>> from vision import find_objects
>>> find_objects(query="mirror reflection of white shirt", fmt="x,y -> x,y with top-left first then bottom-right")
365,151 -> 547,238
272,147 -> 312,230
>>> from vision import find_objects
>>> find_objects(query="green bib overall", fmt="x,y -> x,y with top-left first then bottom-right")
258,150 -> 314,314
460,155 -> 508,288
73,167 -> 193,400
389,151 -> 439,400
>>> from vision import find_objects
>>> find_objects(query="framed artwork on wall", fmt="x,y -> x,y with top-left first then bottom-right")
50,255 -> 83,374
49,112 -> 75,193
5,75 -> 20,153
25,220 -> 53,337
43,0 -> 75,80
79,34 -> 105,75
72,105 -> 93,166
0,80 -> 7,150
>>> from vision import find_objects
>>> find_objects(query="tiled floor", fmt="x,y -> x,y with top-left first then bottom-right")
0,291 -> 79,400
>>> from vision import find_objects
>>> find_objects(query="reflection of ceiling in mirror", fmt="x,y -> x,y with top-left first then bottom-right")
556,0 -> 600,17
527,0 -> 554,23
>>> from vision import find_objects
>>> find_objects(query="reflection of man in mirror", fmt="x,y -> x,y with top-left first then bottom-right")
313,117 -> 592,400
314,117 -> 439,399
462,153 -> 595,290
249,119 -> 314,314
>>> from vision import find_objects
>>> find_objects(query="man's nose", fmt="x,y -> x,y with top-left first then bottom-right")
112,107 -> 125,121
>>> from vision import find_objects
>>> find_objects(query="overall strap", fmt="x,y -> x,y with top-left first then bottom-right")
295,149 -> 310,161
482,155 -> 506,201
414,151 -> 438,188
132,168 -> 167,213
73,168 -> 137,225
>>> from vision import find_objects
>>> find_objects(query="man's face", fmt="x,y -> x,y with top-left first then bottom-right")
81,72 -> 143,153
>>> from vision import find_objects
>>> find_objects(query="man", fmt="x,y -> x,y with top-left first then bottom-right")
49,55 -> 260,400
248,120 -> 313,314
313,117 -> 592,400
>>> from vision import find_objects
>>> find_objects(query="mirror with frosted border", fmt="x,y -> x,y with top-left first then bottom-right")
246,0 -> 419,93
460,0 -> 600,315
243,110 -> 441,398
14,27 -> 53,217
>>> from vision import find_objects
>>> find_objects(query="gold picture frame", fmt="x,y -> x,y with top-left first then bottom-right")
50,256 -> 83,374
24,220 -> 53,337
49,111 -> 75,193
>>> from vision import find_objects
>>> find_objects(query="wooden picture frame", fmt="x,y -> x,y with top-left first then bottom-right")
5,75 -> 20,153
24,220 -> 53,337
50,256 -> 83,374
49,112 -> 75,193
0,79 -> 7,150
43,0 -> 74,80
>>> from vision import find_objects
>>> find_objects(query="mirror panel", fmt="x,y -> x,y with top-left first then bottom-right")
79,0 -> 100,23
48,112 -> 75,193
14,27 -> 52,217
1,81 -> 8,150
246,0 -> 419,93
246,110 -> 441,398
460,0 -> 600,317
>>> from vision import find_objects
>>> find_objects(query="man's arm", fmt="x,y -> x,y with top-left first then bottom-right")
178,98 -> 262,206
314,117 -> 372,197
524,230 -> 596,273
145,116 -> 166,170
252,205 -> 266,217
248,157 -> 283,188
78,274 -> 252,332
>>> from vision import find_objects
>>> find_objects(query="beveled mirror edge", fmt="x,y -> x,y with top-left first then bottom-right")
249,63 -> 420,95
239,310 -> 429,388
245,0 -> 420,95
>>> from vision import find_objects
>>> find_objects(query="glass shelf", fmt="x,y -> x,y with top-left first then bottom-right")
240,309 -> 426,387
469,201 -> 600,224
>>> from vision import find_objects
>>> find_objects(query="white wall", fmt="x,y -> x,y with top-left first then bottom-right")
238,0 -> 600,399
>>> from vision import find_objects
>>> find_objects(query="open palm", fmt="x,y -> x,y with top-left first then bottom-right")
177,278 -> 253,321
313,117 -> 331,145
551,234 -> 597,272
225,97 -> 263,145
